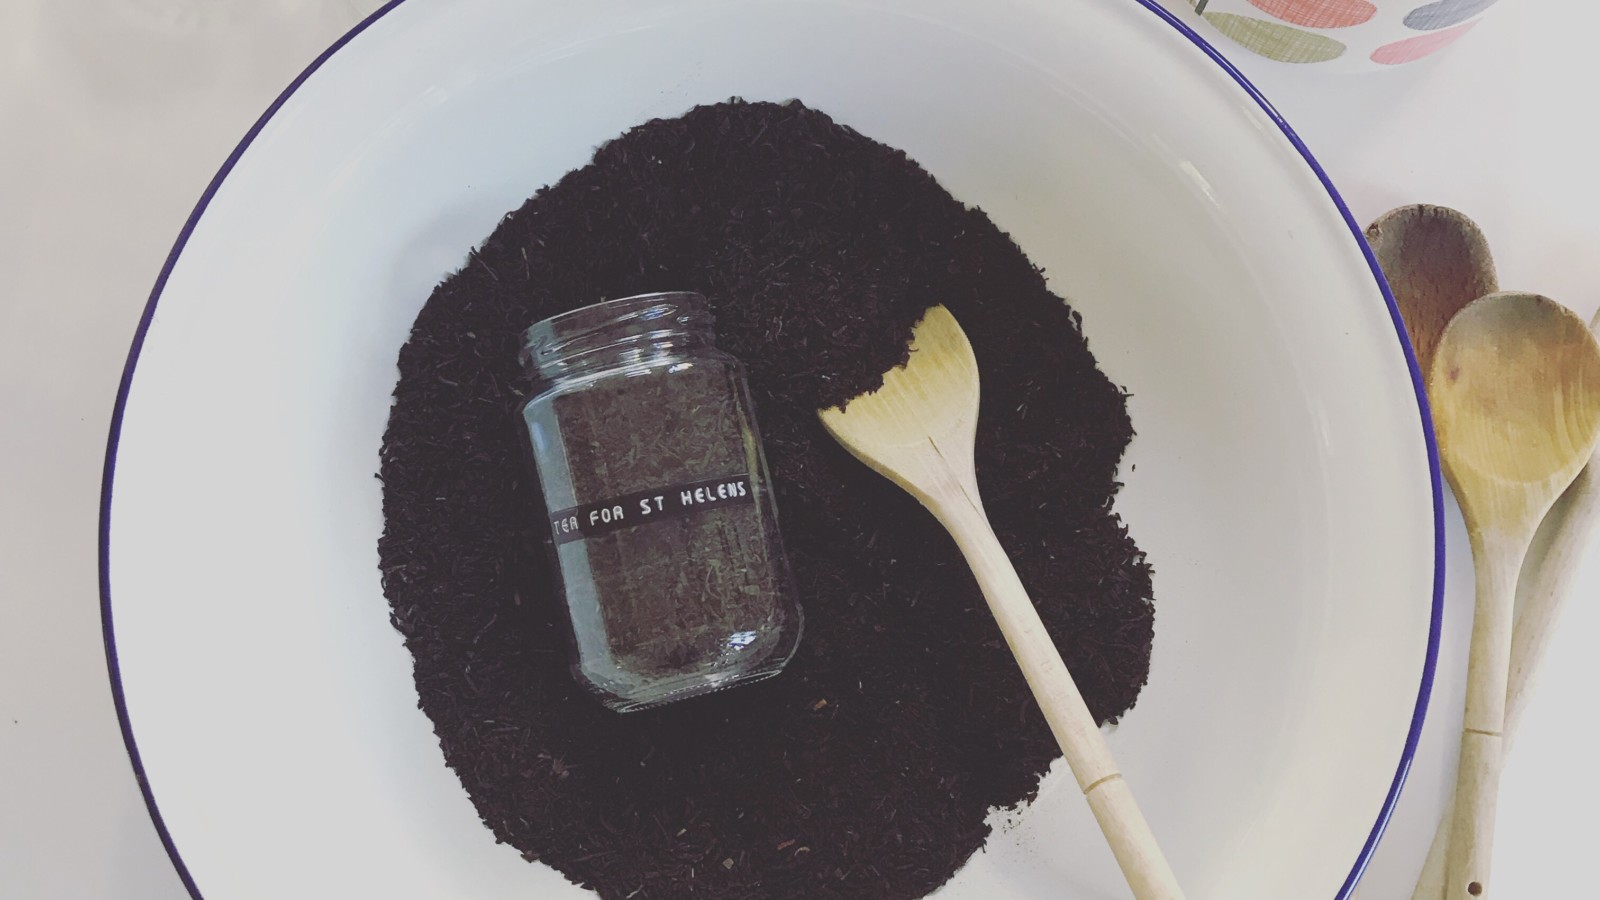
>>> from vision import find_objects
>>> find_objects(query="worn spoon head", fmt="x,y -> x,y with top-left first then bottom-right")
1429,291 -> 1600,532
818,305 -> 980,502
1367,204 -> 1498,382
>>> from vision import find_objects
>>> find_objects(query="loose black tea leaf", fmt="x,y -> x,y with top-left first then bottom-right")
378,99 -> 1156,900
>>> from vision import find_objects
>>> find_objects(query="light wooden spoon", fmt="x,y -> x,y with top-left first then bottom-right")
1366,204 -> 1498,380
820,306 -> 1183,900
1426,292 -> 1600,899
1412,304 -> 1600,898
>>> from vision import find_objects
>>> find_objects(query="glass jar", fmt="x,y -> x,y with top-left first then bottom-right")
518,292 -> 803,712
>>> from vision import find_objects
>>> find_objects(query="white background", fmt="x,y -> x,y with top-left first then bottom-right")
2,0 -> 1597,897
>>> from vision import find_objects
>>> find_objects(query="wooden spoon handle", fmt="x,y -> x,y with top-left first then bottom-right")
1446,729 -> 1503,898
1507,464 -> 1600,736
1442,530 -> 1529,899
935,488 -> 1183,900
1412,463 -> 1600,899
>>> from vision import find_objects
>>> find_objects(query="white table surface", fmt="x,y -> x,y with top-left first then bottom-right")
3,1 -> 1597,897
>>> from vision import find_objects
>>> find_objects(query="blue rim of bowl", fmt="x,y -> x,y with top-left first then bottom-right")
98,0 -> 1446,896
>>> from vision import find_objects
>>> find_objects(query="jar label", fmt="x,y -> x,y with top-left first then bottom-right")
547,474 -> 756,545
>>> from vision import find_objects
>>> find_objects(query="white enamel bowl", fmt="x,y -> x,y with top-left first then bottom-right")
102,0 -> 1442,897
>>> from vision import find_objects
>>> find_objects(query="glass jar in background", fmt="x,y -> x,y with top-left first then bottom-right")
518,292 -> 803,712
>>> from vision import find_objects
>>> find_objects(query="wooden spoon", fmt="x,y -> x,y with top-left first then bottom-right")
820,306 -> 1183,900
1412,304 -> 1600,898
1366,204 -> 1498,379
1426,292 -> 1600,899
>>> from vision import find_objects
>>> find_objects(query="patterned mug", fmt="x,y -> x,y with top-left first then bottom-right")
1186,0 -> 1500,71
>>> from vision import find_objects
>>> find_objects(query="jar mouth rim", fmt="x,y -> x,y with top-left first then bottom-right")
521,292 -> 714,372
524,292 -> 708,345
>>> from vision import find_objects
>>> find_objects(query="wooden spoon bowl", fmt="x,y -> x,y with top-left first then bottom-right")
1366,204 -> 1498,379
1432,293 -> 1600,500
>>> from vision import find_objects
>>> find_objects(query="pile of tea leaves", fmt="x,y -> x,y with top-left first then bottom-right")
378,99 -> 1155,900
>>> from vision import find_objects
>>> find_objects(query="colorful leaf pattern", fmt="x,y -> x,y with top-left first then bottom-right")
1203,0 -> 1498,66
1404,0 -> 1500,31
1202,12 -> 1348,62
1372,19 -> 1480,64
1247,0 -> 1377,29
